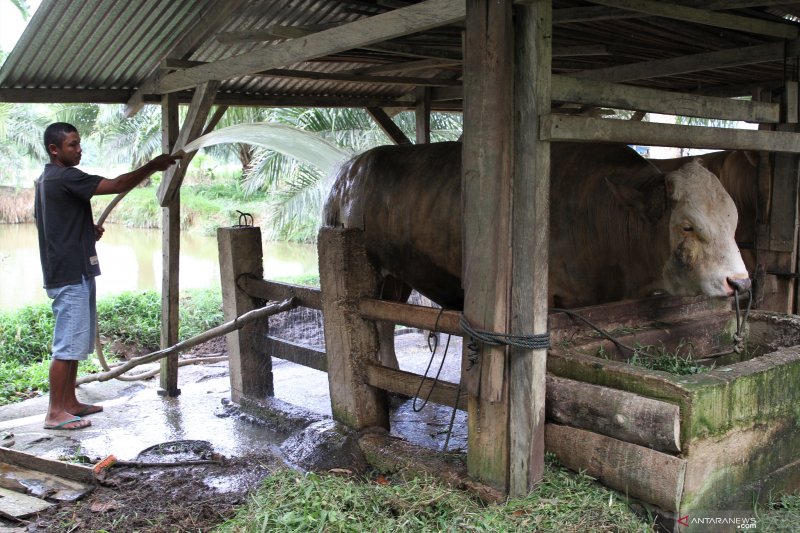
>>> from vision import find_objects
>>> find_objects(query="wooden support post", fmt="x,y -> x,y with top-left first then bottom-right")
218,226 -> 271,402
509,0 -> 551,496
462,0 -> 514,492
757,82 -> 800,313
318,227 -> 388,430
159,93 -> 180,397
415,87 -> 431,144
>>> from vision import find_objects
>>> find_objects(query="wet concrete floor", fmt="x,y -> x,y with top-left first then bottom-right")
0,332 -> 466,466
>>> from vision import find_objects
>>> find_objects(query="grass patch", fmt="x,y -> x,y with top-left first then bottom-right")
215,456 -> 653,532
756,492 -> 800,532
270,272 -> 320,288
597,340 -> 712,376
0,288 -> 223,405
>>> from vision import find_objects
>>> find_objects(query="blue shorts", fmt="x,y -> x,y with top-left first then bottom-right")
46,276 -> 96,361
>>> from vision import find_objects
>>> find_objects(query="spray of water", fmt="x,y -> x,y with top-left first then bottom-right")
180,123 -> 353,175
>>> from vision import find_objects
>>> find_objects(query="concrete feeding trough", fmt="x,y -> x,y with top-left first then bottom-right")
544,295 -> 800,525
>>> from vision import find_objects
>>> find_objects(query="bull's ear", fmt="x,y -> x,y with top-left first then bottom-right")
605,177 -> 665,224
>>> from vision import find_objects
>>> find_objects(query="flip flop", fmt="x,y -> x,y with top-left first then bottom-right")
44,416 -> 91,430
74,404 -> 103,417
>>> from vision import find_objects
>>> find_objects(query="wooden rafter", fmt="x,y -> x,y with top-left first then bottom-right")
588,0 -> 798,39
554,1 -> 800,24
124,0 -> 248,117
575,40 -> 799,83
152,0 -> 466,94
553,74 -> 780,123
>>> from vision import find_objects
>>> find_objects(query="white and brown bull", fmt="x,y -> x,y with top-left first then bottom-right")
649,150 -> 759,274
324,141 -> 750,314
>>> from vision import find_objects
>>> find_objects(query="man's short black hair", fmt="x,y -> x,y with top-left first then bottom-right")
43,122 -> 78,152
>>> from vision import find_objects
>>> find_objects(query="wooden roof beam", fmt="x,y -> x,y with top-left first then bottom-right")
153,0 -> 466,94
124,0 -> 248,118
217,24 -> 464,61
587,0 -> 798,39
159,59 -> 461,88
263,68 -> 461,87
575,39 -> 800,83
554,2 -> 799,24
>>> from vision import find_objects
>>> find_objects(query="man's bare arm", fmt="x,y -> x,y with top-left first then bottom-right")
94,154 -> 182,196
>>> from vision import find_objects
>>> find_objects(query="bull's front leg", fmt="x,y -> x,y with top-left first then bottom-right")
376,321 -> 399,369
374,275 -> 411,370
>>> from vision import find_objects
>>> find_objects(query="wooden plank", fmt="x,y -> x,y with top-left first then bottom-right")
216,24 -> 465,62
416,87 -> 432,144
574,41 -> 787,83
508,0 -> 550,496
0,449 -> 94,485
553,2 -> 799,24
0,463 -> 93,502
552,74 -> 780,123
124,0 -> 248,117
367,108 -> 413,145
365,364 -> 467,410
218,227 -> 272,402
157,80 -> 220,205
545,424 -> 687,512
159,93 -> 181,397
547,376 -> 681,453
318,227 -> 388,430
265,336 -> 327,372
462,0 -> 513,492
552,44 -> 609,57
348,58 -> 463,76
549,295 -> 731,341
263,68 -> 462,87
589,0 -> 797,39
241,278 -> 322,310
0,487 -> 53,519
155,0 -> 467,93
359,298 -> 461,335
541,114 -> 800,153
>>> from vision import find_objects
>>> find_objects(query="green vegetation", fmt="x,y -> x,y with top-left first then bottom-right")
757,493 -> 800,532
597,339 -> 712,375
215,456 -> 653,533
0,289 -> 223,405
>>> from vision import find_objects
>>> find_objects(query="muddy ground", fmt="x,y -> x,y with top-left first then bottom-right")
17,338 -> 292,533
7,310 -> 461,532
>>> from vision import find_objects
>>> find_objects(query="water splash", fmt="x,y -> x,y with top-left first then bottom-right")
180,123 -> 353,174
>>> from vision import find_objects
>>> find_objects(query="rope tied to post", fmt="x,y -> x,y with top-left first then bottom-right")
459,315 -> 550,370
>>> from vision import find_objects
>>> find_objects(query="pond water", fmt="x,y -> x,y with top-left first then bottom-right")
0,223 -> 318,311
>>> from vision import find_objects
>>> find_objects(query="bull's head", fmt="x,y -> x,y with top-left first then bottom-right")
608,161 -> 750,299
661,161 -> 750,297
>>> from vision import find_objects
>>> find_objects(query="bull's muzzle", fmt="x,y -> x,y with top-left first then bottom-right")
727,277 -> 752,293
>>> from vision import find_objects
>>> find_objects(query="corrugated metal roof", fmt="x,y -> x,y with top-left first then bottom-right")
2,1 -> 800,108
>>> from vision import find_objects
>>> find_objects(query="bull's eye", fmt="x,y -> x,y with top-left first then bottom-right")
682,224 -> 694,232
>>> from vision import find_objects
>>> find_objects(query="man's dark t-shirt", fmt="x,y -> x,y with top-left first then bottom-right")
35,164 -> 103,289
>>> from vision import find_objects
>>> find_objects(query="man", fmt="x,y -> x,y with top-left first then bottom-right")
35,122 -> 181,430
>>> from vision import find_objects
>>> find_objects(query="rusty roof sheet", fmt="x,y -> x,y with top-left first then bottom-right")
2,1 -> 800,108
